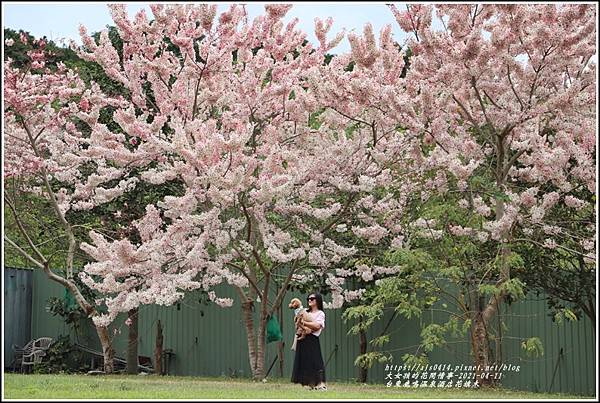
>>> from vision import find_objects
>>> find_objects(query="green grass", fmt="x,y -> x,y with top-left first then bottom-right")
3,374 -> 590,399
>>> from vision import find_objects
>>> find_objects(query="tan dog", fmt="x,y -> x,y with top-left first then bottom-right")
288,297 -> 313,350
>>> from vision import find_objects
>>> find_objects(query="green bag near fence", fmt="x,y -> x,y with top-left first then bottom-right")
64,287 -> 78,310
266,315 -> 283,343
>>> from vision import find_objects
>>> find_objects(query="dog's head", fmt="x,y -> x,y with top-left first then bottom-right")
288,297 -> 302,309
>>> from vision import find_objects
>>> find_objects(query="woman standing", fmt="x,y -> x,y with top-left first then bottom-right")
291,292 -> 327,391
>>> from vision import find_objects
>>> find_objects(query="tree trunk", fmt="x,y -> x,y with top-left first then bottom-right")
255,314 -> 267,380
470,311 -> 495,387
467,138 -> 512,387
96,325 -> 115,374
7,168 -> 118,373
127,308 -> 139,374
583,304 -> 596,337
241,300 -> 259,378
358,328 -> 368,383
43,265 -> 116,374
240,308 -> 268,381
154,320 -> 163,375
253,271 -> 271,381
583,296 -> 596,336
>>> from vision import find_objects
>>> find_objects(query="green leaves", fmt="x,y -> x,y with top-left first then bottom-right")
354,351 -> 391,369
32,334 -> 90,374
343,303 -> 384,335
521,337 -> 544,358
478,277 -> 525,301
370,334 -> 390,348
554,308 -> 578,325
308,109 -> 324,130
504,252 -> 525,270
261,68 -> 272,89
395,299 -> 423,320
401,353 -> 429,371
461,318 -> 472,335
420,323 -> 446,352
344,123 -> 360,139
500,278 -> 526,301
478,284 -> 501,297
563,309 -> 578,322
439,265 -> 462,281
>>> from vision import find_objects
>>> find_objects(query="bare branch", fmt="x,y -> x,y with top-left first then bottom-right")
452,94 -> 479,130
4,236 -> 45,269
482,89 -> 504,110
320,192 -> 358,234
268,258 -> 300,317
4,195 -> 48,264
502,149 -> 526,179
512,238 -> 595,260
471,76 -> 496,134
329,106 -> 372,127
21,120 -> 78,279
226,262 -> 263,297
506,64 -> 524,111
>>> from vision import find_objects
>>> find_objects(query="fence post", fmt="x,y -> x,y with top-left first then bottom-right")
549,347 -> 564,392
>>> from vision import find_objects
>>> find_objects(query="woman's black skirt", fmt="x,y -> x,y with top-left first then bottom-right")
291,334 -> 326,386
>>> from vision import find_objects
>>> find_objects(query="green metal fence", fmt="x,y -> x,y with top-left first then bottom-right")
16,268 -> 596,395
4,267 -> 33,368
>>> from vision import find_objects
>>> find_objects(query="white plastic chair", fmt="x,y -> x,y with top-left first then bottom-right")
21,337 -> 54,373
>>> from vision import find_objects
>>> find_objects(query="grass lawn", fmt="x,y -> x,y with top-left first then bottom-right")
3,373 -> 592,400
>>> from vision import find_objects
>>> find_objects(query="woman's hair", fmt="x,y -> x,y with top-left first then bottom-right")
307,292 -> 324,311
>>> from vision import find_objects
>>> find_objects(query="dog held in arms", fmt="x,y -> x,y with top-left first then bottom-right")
288,297 -> 313,351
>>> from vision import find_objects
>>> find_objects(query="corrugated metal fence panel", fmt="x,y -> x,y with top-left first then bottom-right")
499,296 -> 595,396
30,268 -> 75,342
23,269 -> 594,395
3,267 -> 33,367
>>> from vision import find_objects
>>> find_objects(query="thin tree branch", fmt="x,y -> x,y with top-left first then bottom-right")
506,64 -> 525,111
4,195 -> 48,264
512,238 -> 595,260
268,258 -> 300,317
21,119 -> 77,279
471,76 -> 496,134
4,236 -> 45,269
227,262 -> 263,298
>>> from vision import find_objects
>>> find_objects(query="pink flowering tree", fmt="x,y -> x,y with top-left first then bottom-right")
3,35 -> 135,373
306,21 -> 429,383
74,4 -> 419,379
385,3 -> 596,384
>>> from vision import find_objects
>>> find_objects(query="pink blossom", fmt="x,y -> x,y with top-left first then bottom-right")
520,187 -> 539,207
7,3 -> 592,334
79,97 -> 90,111
265,4 -> 292,20
348,23 -> 379,68
391,235 -> 404,249
564,195 -> 587,209
473,196 -> 492,217
388,3 -> 595,270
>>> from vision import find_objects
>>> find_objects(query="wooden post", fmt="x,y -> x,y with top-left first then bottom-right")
154,320 -> 163,375
278,305 -> 284,378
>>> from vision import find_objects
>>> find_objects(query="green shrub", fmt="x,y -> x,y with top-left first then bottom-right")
33,335 -> 90,374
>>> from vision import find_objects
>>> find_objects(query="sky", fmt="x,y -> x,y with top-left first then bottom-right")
1,2 -> 430,54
